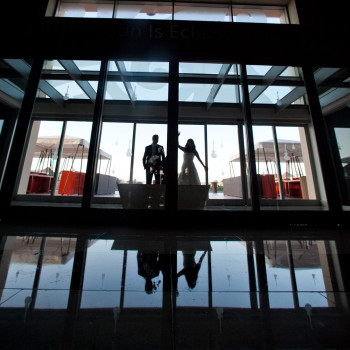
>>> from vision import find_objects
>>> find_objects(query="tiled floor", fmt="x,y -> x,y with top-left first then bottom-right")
0,231 -> 349,349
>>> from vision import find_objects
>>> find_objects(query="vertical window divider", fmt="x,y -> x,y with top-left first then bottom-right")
272,126 -> 285,200
129,122 -> 137,183
208,249 -> 213,308
286,240 -> 299,308
238,123 -> 249,204
246,241 -> 258,310
29,237 -> 47,311
204,124 -> 209,185
113,0 -> 118,18
50,120 -> 66,196
82,60 -> 109,209
165,58 -> 179,212
240,64 -> 260,211
230,3 -> 234,22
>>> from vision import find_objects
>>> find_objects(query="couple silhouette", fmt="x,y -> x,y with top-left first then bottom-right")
142,133 -> 207,186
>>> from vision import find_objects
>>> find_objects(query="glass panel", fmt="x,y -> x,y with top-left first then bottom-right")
252,126 -> 316,203
247,65 -> 321,208
264,240 -> 294,308
211,241 -> 251,308
56,0 -> 114,18
276,126 -> 317,200
174,3 -> 231,22
57,121 -> 93,196
93,122 -> 133,201
247,65 -> 305,105
81,239 -> 124,308
178,61 -> 244,210
293,240 -> 330,307
123,61 -> 169,73
314,66 -> 350,205
252,125 -> 279,201
334,127 -> 350,202
93,60 -> 168,210
0,59 -> 33,183
46,80 -> 91,99
0,236 -> 41,308
115,2 -> 172,20
131,82 -> 168,101
34,237 -> 76,309
14,60 -> 100,206
232,7 -> 287,24
207,125 -> 242,200
180,62 -> 226,75
17,120 -> 63,196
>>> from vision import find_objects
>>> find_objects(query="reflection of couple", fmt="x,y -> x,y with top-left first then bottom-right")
137,250 -> 163,294
137,249 -> 207,293
177,251 -> 207,289
143,133 -> 207,185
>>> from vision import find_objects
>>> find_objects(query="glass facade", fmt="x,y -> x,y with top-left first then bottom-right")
313,67 -> 350,206
14,60 -> 101,205
0,60 -> 337,211
53,1 -> 289,24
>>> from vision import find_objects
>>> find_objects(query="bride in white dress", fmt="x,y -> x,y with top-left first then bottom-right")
178,137 -> 207,185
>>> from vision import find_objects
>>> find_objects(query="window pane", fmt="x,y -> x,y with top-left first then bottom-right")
232,7 -> 287,24
115,2 -> 172,20
14,60 -> 100,206
293,241 -> 329,307
94,122 -> 133,200
208,125 -> 242,199
314,67 -> 350,205
56,0 -> 114,18
0,236 -> 41,308
264,240 -> 294,308
276,126 -> 317,200
211,241 -> 251,308
174,3 -> 231,22
35,237 -> 76,309
81,240 -> 124,308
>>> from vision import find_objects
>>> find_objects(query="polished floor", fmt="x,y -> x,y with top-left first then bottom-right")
0,229 -> 349,349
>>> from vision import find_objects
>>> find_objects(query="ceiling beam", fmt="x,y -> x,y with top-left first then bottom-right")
0,79 -> 23,108
249,66 -> 287,103
3,59 -> 65,107
58,60 -> 97,102
276,67 -> 341,112
115,61 -> 136,107
206,64 -> 232,110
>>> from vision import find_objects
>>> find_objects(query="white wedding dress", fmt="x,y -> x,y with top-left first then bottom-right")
178,152 -> 201,185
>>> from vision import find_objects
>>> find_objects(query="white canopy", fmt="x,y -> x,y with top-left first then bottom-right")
230,139 -> 303,163
34,136 -> 112,160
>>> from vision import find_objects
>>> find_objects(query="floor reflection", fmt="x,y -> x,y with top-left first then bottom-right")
0,234 -> 349,349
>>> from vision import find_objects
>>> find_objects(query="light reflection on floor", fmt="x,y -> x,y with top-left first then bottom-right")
0,234 -> 349,349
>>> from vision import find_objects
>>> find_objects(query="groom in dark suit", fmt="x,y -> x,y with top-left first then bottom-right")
143,135 -> 166,184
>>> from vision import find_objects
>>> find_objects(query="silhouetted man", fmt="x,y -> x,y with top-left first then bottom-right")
142,135 -> 165,184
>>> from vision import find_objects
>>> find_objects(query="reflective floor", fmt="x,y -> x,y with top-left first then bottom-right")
0,232 -> 350,349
